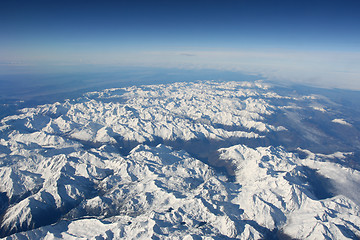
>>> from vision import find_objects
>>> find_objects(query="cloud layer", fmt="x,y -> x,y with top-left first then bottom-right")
1,49 -> 360,90
119,50 -> 360,90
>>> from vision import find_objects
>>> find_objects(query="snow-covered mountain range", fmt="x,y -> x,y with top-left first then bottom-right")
0,80 -> 359,239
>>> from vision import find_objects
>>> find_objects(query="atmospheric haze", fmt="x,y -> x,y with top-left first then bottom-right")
1,0 -> 360,239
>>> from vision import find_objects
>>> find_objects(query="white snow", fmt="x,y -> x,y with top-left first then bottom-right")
1,81 -> 287,146
332,118 -> 352,127
1,80 -> 359,239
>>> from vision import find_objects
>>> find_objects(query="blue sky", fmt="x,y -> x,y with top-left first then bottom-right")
1,0 -> 360,89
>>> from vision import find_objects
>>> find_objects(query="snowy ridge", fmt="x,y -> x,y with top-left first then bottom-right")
332,118 -> 352,127
219,145 -> 360,239
1,81 -> 284,146
3,144 -> 359,239
0,80 -> 359,239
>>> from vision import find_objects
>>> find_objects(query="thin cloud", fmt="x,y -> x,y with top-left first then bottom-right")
127,50 -> 360,90
179,53 -> 196,57
2,49 -> 360,90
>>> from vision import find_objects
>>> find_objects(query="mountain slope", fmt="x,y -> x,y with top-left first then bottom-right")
0,80 -> 359,239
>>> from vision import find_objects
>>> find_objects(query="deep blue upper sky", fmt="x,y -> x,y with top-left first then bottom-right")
1,0 -> 360,89
2,0 -> 360,50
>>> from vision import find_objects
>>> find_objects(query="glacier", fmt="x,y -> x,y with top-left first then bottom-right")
0,80 -> 359,239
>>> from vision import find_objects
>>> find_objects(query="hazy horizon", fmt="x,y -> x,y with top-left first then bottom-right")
1,0 -> 360,90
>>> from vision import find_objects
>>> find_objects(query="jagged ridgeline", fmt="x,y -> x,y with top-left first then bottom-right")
0,81 -> 360,239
